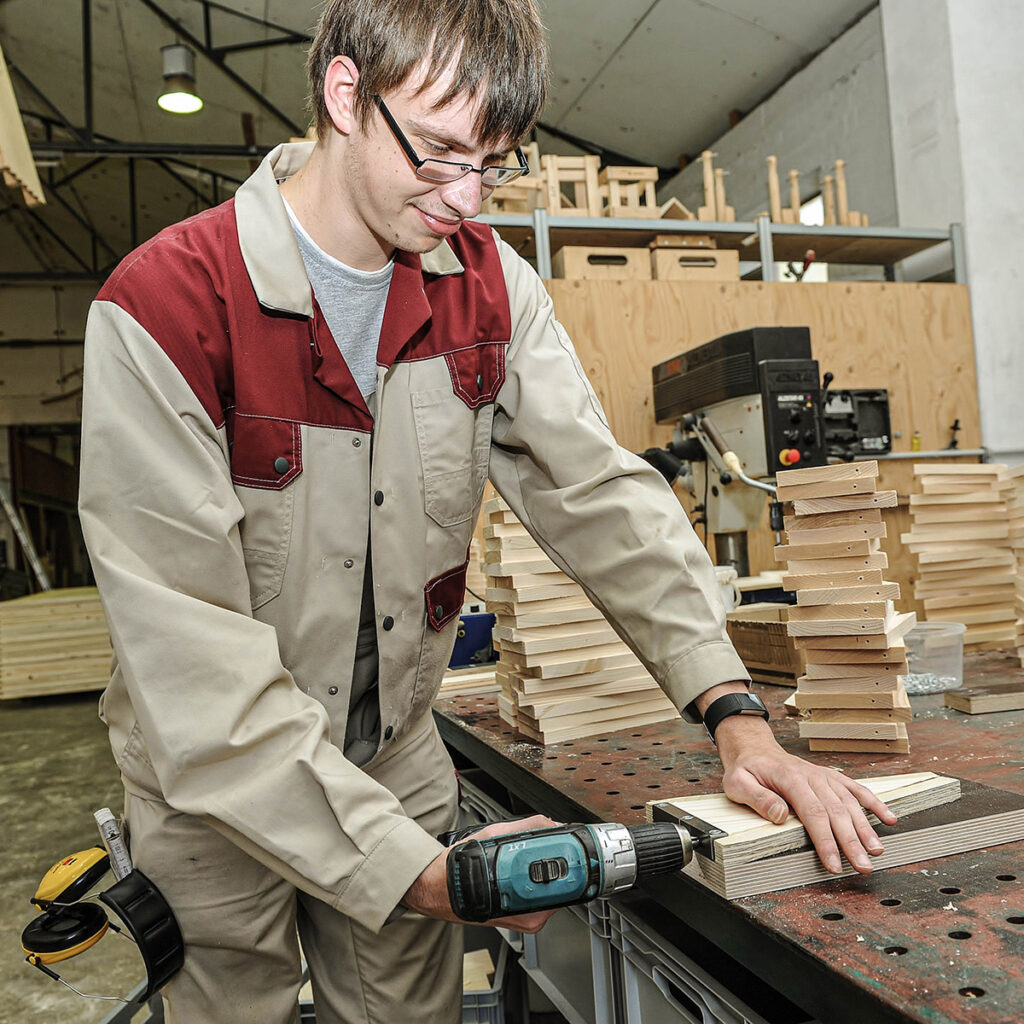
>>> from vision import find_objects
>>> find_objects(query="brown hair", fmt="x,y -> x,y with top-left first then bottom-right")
306,0 -> 548,145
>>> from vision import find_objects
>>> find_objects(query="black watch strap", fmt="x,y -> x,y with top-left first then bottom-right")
702,692 -> 769,744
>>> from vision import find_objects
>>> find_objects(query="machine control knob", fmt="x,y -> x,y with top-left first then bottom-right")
779,448 -> 801,466
803,430 -> 817,444
789,410 -> 802,424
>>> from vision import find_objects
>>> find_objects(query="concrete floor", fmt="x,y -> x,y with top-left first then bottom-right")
0,691 -> 138,1024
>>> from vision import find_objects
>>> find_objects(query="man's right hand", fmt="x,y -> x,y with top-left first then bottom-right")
402,814 -> 560,933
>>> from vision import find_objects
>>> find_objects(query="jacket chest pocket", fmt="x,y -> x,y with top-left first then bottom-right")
229,415 -> 302,609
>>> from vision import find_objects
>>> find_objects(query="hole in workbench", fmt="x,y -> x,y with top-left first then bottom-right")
652,741 -> 663,745
949,931 -> 972,940
638,756 -> 650,760
884,946 -> 907,956
631,805 -> 644,810
879,899 -> 902,907
622,771 -> 636,776
580,751 -> 592,755
661,766 -> 674,771
616,746 -> 628,751
596,738 -> 608,742
677,750 -> 687,755
631,733 -> 642,737
1007,916 -> 1024,925
997,874 -> 1017,881
601,762 -> 613,766
545,755 -> 557,760
564,766 -> 577,771
939,887 -> 962,895
563,742 -> 574,746
584,778 -> 596,782
647,784 -> 661,789
686,777 -> 700,783
606,790 -> 620,795
821,913 -> 844,921
959,987 -> 985,999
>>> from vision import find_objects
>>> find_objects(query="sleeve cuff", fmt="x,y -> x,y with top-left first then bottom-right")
334,816 -> 444,933
659,640 -> 751,723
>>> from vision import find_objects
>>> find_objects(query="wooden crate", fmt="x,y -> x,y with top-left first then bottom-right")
551,246 -> 651,281
726,603 -> 804,686
650,248 -> 739,281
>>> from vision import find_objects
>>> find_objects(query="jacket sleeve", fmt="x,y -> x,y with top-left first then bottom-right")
488,237 -> 750,720
79,299 -> 441,931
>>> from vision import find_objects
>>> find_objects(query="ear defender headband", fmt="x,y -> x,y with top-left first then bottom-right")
22,845 -> 184,1005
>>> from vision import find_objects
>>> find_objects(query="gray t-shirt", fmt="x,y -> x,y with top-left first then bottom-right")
282,197 -> 392,398
282,196 -> 390,765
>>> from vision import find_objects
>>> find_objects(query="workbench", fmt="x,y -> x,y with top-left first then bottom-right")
434,651 -> 1024,1024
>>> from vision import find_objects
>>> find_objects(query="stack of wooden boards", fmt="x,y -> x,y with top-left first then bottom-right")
649,771 -> 1024,900
0,587 -> 112,699
483,497 -> 678,743
903,463 -> 1017,647
773,461 -> 915,753
437,664 -> 500,699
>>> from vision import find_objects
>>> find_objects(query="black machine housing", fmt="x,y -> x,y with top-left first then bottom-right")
652,327 -> 828,473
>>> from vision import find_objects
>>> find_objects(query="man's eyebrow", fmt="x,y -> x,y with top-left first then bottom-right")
405,115 -> 511,160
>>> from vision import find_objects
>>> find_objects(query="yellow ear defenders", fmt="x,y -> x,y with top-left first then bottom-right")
22,845 -> 184,1004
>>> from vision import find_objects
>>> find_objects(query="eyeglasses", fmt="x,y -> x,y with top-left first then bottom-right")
373,95 -> 529,188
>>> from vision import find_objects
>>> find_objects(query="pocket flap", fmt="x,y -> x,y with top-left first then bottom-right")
444,342 -> 505,408
230,415 -> 302,489
425,557 -> 469,631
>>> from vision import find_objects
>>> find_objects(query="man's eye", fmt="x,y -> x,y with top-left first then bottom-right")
423,141 -> 450,156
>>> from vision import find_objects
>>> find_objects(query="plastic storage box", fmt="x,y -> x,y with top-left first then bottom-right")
903,621 -> 966,694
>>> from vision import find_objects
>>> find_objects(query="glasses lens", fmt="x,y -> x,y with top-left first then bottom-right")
481,166 -> 526,187
417,160 -> 472,184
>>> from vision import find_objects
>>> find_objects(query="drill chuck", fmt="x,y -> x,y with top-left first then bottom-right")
445,821 -> 692,922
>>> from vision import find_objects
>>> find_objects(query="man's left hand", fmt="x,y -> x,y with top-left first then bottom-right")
713,713 -> 898,874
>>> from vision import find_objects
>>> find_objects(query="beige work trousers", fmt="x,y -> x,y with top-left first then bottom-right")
124,714 -> 462,1024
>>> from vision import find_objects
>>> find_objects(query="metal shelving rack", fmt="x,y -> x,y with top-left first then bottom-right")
476,210 -> 964,283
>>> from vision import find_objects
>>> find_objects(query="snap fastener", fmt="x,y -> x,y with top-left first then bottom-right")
352,437 -> 362,447
328,686 -> 338,696
384,725 -> 394,740
343,558 -> 354,569
434,604 -> 444,618
374,490 -> 384,506
382,615 -> 395,631
273,457 -> 289,474
476,373 -> 483,392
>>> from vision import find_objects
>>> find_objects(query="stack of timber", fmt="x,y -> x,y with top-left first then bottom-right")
0,587 -> 113,699
1012,465 -> 1024,666
903,463 -> 1016,647
774,461 -> 915,754
437,664 -> 500,699
648,772 -> 1024,900
483,497 -> 678,743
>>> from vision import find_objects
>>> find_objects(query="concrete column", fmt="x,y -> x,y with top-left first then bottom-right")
881,0 -> 1024,462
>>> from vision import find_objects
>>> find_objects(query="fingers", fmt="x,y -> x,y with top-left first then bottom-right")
472,815 -> 559,842
489,907 -> 559,934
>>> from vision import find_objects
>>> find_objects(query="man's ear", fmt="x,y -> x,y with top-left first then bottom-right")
323,56 -> 360,136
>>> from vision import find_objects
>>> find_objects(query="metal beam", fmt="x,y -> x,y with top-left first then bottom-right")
32,139 -> 270,160
137,0 -> 304,137
7,64 -> 87,145
82,0 -> 93,141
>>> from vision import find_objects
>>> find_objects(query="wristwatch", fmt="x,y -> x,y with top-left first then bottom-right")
702,692 -> 769,744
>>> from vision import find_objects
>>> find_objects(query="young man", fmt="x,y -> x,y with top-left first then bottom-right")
78,1 -> 895,1021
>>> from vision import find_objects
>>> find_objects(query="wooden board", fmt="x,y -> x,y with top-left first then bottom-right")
777,461 -> 879,487
798,721 -> 907,740
795,583 -> 901,607
944,680 -> 1024,714
791,491 -> 898,515
773,538 -> 878,562
775,477 -> 876,502
782,568 -> 884,590
651,777 -> 1024,900
784,508 -> 882,532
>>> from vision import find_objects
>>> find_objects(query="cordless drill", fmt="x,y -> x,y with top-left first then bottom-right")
441,821 -> 694,922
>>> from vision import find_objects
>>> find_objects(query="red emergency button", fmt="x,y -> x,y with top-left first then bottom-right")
779,448 -> 801,466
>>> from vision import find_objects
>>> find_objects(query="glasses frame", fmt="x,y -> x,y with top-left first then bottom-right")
372,95 -> 529,188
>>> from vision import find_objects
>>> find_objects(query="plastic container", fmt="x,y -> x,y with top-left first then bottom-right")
902,622 -> 966,694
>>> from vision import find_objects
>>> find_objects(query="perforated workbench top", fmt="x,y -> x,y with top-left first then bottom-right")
435,650 -> 1024,1024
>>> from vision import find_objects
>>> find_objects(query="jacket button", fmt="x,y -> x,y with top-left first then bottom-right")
382,615 -> 395,631
328,686 -> 338,696
274,457 -> 289,474
434,604 -> 444,618
344,559 -> 354,569
352,437 -> 362,447
374,490 -> 384,506
384,725 -> 394,740
476,373 -> 483,392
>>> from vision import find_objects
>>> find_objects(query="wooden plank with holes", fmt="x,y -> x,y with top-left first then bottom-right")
775,477 -> 877,502
784,522 -> 887,546
799,721 -> 907,741
784,508 -> 882,532
777,461 -> 880,487
791,491 -> 898,515
774,538 -> 878,562
796,582 -> 901,606
788,601 -> 890,621
786,552 -> 889,574
802,659 -> 908,679
783,568 -> 885,590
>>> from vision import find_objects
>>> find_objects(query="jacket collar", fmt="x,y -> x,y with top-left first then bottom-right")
234,142 -> 465,318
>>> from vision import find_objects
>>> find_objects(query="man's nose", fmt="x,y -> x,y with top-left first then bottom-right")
438,173 -> 486,218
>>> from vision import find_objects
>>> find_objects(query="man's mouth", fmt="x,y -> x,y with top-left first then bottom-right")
414,207 -> 462,236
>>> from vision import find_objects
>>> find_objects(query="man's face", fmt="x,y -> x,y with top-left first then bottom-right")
342,64 -> 518,257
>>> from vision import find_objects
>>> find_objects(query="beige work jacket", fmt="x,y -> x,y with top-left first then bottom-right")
78,143 -> 747,932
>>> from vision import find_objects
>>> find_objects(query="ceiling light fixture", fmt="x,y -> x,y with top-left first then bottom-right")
158,43 -> 203,115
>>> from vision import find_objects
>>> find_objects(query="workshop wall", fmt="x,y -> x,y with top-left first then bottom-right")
546,278 -> 980,608
659,8 -> 897,237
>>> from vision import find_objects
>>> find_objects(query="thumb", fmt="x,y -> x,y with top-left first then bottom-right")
726,773 -> 790,825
